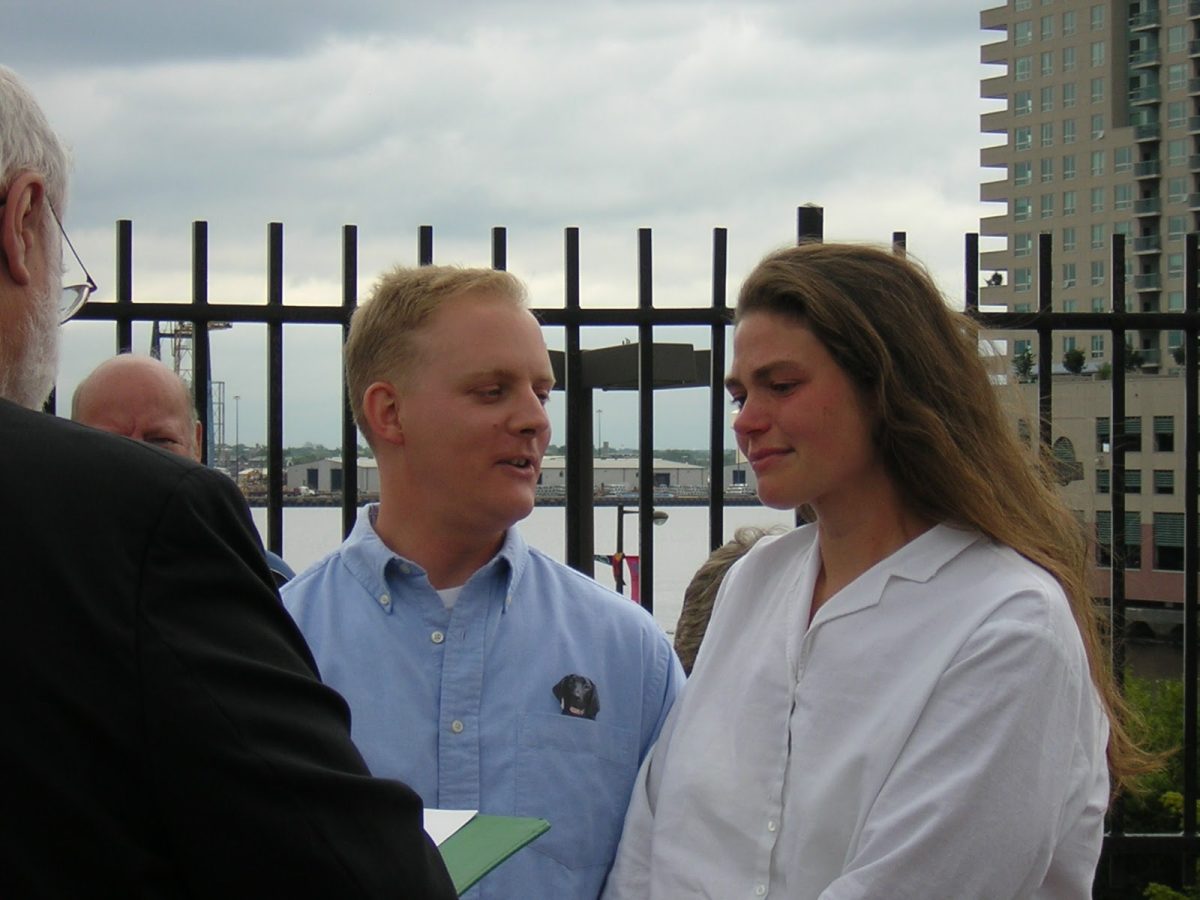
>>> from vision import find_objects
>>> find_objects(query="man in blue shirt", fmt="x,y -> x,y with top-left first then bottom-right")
283,265 -> 683,899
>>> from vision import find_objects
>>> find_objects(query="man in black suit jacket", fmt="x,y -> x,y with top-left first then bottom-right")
0,65 -> 455,898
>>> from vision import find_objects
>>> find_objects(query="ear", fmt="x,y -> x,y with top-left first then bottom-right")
361,380 -> 405,447
1,173 -> 47,288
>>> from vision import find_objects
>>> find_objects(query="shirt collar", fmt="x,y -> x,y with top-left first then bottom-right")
340,503 -> 532,608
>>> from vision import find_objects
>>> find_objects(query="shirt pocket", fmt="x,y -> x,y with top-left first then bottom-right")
515,712 -> 640,870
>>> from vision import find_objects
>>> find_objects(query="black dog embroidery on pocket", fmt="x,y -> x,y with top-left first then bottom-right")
553,674 -> 599,719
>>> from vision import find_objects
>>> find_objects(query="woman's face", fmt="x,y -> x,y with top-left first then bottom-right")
726,311 -> 885,515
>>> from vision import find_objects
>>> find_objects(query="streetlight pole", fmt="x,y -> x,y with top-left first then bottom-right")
233,394 -> 240,486
596,408 -> 603,457
612,503 -> 668,596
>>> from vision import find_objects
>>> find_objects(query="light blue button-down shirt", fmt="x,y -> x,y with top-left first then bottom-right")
283,505 -> 684,899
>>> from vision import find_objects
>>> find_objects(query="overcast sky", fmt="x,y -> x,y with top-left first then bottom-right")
11,0 -> 991,448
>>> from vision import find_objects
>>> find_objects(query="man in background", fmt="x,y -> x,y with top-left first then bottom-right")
284,265 -> 683,899
0,64 -> 454,897
72,353 -> 295,584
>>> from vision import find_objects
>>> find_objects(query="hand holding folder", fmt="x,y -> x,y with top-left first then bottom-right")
427,809 -> 551,895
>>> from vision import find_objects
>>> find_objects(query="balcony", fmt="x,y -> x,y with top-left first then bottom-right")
1131,84 -> 1162,105
1191,40 -> 1200,56
981,74 -> 1007,100
981,40 -> 1007,65
1192,0 -> 1200,17
1135,123 -> 1162,141
1189,193 -> 1200,209
1131,10 -> 1161,29
1134,234 -> 1162,253
980,214 -> 1008,237
1135,196 -> 1163,215
1130,48 -> 1162,68
980,109 -> 1009,133
980,5 -> 1007,30
981,144 -> 1008,168
1188,117 -> 1200,133
980,179 -> 1009,202
1190,77 -> 1200,92
1134,158 -> 1162,178
1190,154 -> 1200,171
1135,273 -> 1162,291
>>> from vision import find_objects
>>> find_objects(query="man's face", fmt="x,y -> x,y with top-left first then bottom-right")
392,291 -> 553,542
74,359 -> 201,460
0,214 -> 59,409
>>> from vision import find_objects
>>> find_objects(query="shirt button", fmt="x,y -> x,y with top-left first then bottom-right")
399,563 -> 413,575
377,593 -> 390,609
755,886 -> 766,897
450,720 -> 464,734
767,820 -> 777,833
431,631 -> 445,644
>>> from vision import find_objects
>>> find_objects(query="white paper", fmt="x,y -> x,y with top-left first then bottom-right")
425,808 -> 478,846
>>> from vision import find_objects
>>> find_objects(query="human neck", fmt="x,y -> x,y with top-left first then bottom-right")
372,500 -> 506,590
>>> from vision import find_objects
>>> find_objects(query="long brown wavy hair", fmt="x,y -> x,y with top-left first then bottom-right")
736,241 -> 1153,793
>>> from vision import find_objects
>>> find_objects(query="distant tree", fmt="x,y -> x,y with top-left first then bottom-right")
1125,342 -> 1145,372
1097,361 -> 1113,381
1062,347 -> 1087,374
1012,348 -> 1035,381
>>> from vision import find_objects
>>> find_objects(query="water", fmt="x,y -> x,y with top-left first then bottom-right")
252,504 -> 796,637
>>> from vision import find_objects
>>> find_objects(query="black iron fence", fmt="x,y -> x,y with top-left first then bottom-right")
62,206 -> 1200,893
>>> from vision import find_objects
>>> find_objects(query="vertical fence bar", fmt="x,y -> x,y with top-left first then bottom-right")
116,219 -> 133,353
1036,232 -> 1053,450
191,221 -> 211,466
1183,232 -> 1199,880
1109,236 -> 1127,720
418,226 -> 433,266
708,228 -> 728,553
637,228 -> 655,613
341,225 -> 359,539
266,223 -> 285,557
563,228 -> 592,573
892,231 -> 906,257
492,227 -> 507,271
965,233 -> 980,313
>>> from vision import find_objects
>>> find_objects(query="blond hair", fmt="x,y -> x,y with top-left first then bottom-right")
736,241 -> 1153,793
345,265 -> 526,444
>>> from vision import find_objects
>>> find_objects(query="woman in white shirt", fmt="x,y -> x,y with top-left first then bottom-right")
602,242 -> 1150,899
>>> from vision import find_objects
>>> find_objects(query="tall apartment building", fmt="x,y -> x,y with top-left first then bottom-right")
981,0 -> 1195,371
980,0 -> 1195,629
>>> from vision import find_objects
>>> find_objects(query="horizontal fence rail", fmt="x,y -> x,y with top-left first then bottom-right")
60,207 -> 1199,891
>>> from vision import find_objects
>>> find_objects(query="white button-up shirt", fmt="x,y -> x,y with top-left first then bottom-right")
603,523 -> 1109,899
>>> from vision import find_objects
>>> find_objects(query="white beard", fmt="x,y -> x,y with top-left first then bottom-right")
0,274 -> 59,410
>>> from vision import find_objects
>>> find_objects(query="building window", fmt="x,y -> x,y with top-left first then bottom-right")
1090,41 -> 1104,67
1041,14 -> 1054,40
1090,186 -> 1104,213
1097,417 -> 1110,453
1089,150 -> 1104,176
1090,223 -> 1104,249
1053,49 -> 1066,74
1064,298 -> 1077,313
1014,233 -> 1033,257
1041,157 -> 1054,182
1062,262 -> 1077,287
1040,85 -> 1054,113
1169,176 -> 1188,202
1041,193 -> 1054,218
1015,196 -> 1032,221
1155,416 -> 1176,452
1091,296 -> 1105,312
1169,290 -> 1185,311
1014,160 -> 1032,185
1091,334 -> 1105,357
1096,469 -> 1110,494
1169,253 -> 1185,277
1015,126 -> 1032,151
1113,147 -> 1131,173
1063,190 -> 1077,215
1126,469 -> 1142,494
1014,90 -> 1032,116
1096,512 -> 1143,569
1168,26 -> 1187,54
1014,339 -> 1032,358
1063,336 -> 1077,354
1168,330 -> 1184,357
1114,184 -> 1132,210
1124,416 -> 1143,452
1015,0 -> 1031,9
1014,267 -> 1032,292
1062,10 -> 1076,35
1169,139 -> 1187,167
1169,64 -> 1187,90
1062,225 -> 1077,250
1063,119 -> 1076,144
1090,114 -> 1104,138
1169,0 -> 1186,12
1091,259 -> 1105,285
1155,513 -> 1185,571
1062,82 -> 1076,107
1041,121 -> 1055,147
1062,154 -> 1077,179
1168,101 -> 1187,128
1090,4 -> 1104,30
1015,20 -> 1033,47
1169,215 -> 1187,240
1090,77 -> 1104,103
1154,470 -> 1176,495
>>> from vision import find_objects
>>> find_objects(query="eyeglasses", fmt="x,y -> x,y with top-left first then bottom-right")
0,195 -> 97,323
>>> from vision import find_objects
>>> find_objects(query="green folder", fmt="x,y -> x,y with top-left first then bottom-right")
437,814 -> 551,895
